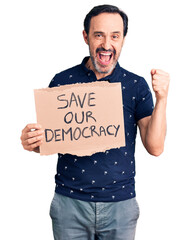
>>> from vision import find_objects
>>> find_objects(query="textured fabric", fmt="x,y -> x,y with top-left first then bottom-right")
50,193 -> 140,240
49,57 -> 154,202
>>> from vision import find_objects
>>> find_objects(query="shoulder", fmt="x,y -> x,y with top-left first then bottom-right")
56,64 -> 81,78
119,67 -> 149,91
49,64 -> 81,87
120,67 -> 145,84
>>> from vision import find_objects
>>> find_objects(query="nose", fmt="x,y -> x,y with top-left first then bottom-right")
101,36 -> 111,51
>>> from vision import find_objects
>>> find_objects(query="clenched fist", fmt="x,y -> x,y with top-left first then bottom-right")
151,69 -> 170,101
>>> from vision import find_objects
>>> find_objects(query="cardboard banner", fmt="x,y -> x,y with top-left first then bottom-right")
34,81 -> 125,156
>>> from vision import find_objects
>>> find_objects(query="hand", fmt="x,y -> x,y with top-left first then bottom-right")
20,123 -> 44,153
151,69 -> 170,101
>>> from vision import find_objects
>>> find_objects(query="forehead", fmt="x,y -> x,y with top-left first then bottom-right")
89,13 -> 123,33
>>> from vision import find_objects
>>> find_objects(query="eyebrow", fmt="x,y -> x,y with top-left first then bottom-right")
94,31 -> 104,35
94,31 -> 121,34
112,31 -> 121,34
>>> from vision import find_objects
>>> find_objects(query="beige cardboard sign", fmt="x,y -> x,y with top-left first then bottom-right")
34,81 -> 125,156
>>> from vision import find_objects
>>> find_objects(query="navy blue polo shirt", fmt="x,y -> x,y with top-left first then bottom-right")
49,57 -> 154,202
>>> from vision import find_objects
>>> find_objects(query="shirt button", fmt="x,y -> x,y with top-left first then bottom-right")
88,72 -> 91,76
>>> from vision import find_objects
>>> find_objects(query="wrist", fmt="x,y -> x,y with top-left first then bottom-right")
155,97 -> 167,106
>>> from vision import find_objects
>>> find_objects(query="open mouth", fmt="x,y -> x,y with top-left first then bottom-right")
97,52 -> 113,66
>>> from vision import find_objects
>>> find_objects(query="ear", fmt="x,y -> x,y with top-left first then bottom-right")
82,30 -> 89,45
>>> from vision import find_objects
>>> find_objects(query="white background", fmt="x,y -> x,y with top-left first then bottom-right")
1,0 -> 190,239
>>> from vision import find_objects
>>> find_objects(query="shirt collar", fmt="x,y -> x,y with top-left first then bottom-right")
80,56 -> 121,82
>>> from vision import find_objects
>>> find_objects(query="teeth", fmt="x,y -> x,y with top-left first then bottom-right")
100,52 -> 111,56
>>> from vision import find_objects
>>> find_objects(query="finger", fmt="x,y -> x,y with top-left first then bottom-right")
152,85 -> 159,92
152,74 -> 163,81
151,69 -> 169,77
24,140 -> 43,152
21,123 -> 43,141
23,134 -> 43,145
22,123 -> 42,134
21,128 -> 44,142
152,79 -> 158,86
151,69 -> 156,75
25,129 -> 44,139
155,69 -> 169,76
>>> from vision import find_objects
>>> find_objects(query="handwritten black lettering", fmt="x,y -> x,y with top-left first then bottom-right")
62,128 -> 73,141
86,111 -> 96,123
45,129 -> 54,142
64,112 -> 73,124
113,125 -> 120,137
54,129 -> 61,141
89,125 -> 100,137
106,125 -> 114,135
57,92 -> 96,109
75,111 -> 84,124
69,92 -> 78,108
99,126 -> 106,136
57,94 -> 68,109
73,127 -> 82,140
82,127 -> 91,138
44,124 -> 121,143
88,92 -> 96,107
77,93 -> 87,108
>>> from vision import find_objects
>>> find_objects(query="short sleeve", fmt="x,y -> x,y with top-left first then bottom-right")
135,77 -> 154,122
48,74 -> 57,88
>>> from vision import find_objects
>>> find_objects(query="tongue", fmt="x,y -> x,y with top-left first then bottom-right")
100,54 -> 110,62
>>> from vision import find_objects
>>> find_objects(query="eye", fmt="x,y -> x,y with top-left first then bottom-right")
95,34 -> 103,38
112,34 -> 119,40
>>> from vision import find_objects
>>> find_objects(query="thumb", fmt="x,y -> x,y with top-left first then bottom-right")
151,69 -> 156,76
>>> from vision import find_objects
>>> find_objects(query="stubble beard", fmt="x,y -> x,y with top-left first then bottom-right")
89,47 -> 119,75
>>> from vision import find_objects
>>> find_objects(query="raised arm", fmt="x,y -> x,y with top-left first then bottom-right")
138,69 -> 170,156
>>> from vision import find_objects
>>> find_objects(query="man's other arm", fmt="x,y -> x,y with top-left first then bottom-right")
138,69 -> 170,156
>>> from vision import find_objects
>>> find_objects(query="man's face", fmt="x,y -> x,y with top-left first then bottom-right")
83,13 -> 125,77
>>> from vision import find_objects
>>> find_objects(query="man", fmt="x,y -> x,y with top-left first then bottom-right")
20,4 -> 170,240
